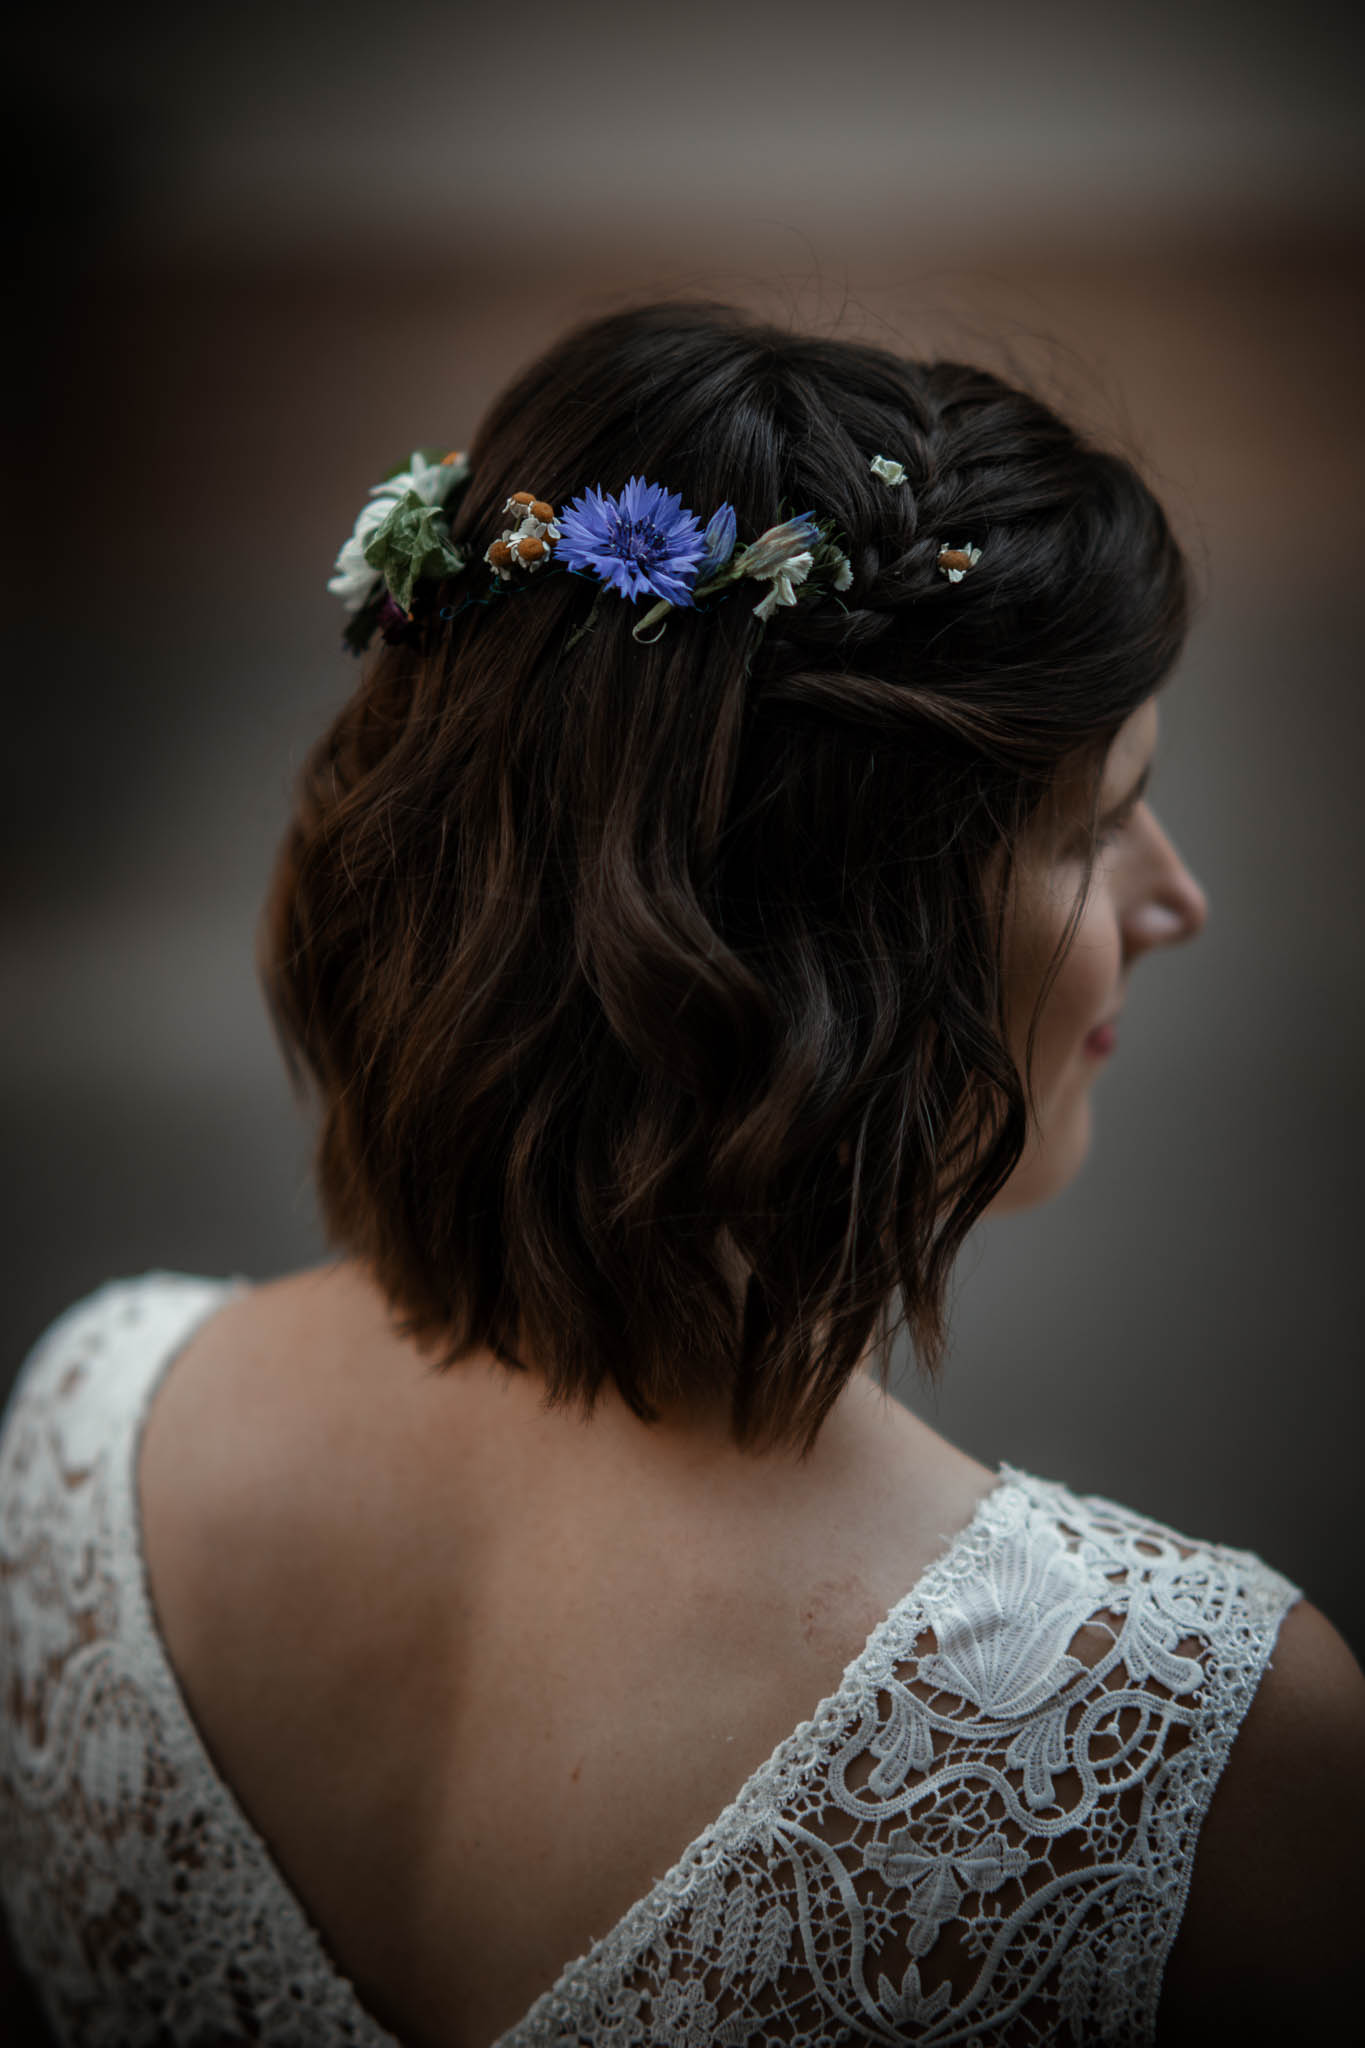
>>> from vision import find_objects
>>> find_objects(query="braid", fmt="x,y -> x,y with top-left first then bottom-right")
749,348 -> 1125,718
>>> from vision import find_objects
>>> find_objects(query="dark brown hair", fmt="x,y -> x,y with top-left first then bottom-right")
260,301 -> 1190,1458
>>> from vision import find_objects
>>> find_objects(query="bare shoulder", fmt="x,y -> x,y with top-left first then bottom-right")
1156,1598 -> 1365,2045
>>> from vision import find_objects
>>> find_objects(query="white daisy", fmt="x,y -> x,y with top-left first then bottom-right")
379,450 -> 468,508
328,451 -> 469,611
327,497 -> 393,611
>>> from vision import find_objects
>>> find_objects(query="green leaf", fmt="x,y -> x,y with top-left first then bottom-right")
361,492 -> 466,611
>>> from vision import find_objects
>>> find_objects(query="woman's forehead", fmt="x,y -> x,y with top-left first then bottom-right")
1060,699 -> 1159,813
1107,698 -> 1160,782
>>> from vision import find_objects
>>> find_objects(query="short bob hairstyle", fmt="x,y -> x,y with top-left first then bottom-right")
261,301 -> 1190,1459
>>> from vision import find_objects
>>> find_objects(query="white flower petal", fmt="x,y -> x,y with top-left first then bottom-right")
327,532 -> 383,611
737,522 -> 819,578
750,551 -> 815,621
406,452 -> 445,496
329,450 -> 467,614
355,498 -> 392,539
870,454 -> 908,487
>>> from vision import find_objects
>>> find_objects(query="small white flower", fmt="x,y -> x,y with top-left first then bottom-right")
831,551 -> 853,592
937,542 -> 982,583
513,513 -> 561,544
752,550 -> 814,621
510,531 -> 555,572
327,497 -> 393,611
328,450 -> 468,612
502,495 -> 561,544
375,450 -> 467,509
870,453 -> 907,487
485,532 -> 517,581
490,494 -> 562,574
486,517 -> 559,579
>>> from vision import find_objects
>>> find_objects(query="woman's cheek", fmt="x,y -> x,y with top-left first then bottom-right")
1057,896 -> 1121,1064
1026,883 -> 1116,1095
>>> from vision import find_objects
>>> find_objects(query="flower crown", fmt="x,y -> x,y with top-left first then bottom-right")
328,449 -> 981,655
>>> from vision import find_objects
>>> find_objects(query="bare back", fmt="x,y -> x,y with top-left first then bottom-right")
136,1263 -> 998,2048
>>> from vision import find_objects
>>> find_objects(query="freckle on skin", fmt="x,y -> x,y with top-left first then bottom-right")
570,1762 -> 582,1784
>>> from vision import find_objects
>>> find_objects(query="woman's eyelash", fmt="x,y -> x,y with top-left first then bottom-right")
1095,803 -> 1138,848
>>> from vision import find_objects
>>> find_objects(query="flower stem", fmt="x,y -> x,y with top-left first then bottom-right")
631,598 -> 676,643
564,586 -> 609,652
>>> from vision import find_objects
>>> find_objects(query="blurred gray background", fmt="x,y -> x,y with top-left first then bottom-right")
6,2 -> 1363,1649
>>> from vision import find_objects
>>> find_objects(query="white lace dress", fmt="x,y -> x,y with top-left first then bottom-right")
0,1273 -> 1298,2047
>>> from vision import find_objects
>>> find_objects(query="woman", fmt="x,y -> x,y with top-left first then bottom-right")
1,302 -> 1361,2046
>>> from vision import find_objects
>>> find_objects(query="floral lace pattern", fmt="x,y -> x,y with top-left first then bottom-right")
0,1275 -> 1299,2046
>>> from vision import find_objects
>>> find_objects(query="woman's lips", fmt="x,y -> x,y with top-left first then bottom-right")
1084,1021 -> 1117,1057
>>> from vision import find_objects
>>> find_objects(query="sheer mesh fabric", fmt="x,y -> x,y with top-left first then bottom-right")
0,1275 -> 1298,2047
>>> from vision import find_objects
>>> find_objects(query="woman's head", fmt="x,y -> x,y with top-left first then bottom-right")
262,300 -> 1200,1459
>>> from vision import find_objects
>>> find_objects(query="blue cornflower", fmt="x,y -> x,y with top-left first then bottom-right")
557,477 -> 708,605
696,503 -> 738,582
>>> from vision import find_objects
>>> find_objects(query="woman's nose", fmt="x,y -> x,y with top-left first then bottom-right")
1126,806 -> 1209,951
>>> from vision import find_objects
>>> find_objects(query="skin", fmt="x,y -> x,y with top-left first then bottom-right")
987,693 -> 1207,1211
122,696 -> 1358,2039
122,692 -> 1363,2046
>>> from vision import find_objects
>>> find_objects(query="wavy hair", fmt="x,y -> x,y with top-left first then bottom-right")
260,301 -> 1190,1458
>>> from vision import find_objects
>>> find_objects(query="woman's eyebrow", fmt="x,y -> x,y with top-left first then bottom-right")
1099,760 -> 1152,824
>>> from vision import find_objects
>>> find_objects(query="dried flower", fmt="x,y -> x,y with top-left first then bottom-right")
487,490 -> 561,580
808,535 -> 854,594
751,552 -> 815,622
504,493 -> 558,534
486,530 -> 554,578
361,493 -> 466,612
723,514 -> 823,620
870,454 -> 907,487
733,513 -> 822,581
329,449 -> 469,613
937,543 -> 982,582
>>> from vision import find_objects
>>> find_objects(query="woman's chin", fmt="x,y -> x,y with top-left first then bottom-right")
987,1091 -> 1094,1215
